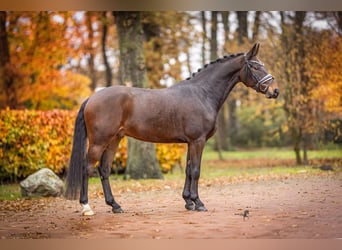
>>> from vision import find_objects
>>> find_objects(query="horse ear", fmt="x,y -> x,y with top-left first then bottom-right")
246,43 -> 260,59
254,43 -> 260,56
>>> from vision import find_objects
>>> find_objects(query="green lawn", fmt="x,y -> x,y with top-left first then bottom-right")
0,184 -> 21,200
202,146 -> 342,161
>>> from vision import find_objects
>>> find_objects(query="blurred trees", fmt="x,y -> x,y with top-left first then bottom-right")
280,11 -> 342,164
0,12 -> 91,110
0,11 -> 341,165
209,11 -> 226,159
142,11 -> 197,88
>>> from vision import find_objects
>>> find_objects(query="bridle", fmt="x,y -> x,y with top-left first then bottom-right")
244,53 -> 274,93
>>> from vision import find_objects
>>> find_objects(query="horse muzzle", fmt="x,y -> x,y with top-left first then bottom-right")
265,81 -> 279,99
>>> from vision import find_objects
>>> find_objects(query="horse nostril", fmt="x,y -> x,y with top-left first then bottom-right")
273,88 -> 279,97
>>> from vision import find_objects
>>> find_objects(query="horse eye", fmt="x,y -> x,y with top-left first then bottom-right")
251,64 -> 260,70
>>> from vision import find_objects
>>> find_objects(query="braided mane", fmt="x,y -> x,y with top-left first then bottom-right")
186,53 -> 244,80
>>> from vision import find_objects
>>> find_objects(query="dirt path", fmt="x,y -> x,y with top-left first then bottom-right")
0,172 -> 341,239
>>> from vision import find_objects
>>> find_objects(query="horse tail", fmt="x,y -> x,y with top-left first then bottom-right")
65,98 -> 89,200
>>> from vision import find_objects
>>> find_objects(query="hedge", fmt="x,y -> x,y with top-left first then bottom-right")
0,109 -> 186,181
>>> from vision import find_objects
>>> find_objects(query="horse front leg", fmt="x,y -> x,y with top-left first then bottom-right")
98,136 -> 124,213
183,139 -> 207,212
182,148 -> 195,210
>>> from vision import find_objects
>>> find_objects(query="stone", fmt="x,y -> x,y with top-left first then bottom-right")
20,168 -> 64,197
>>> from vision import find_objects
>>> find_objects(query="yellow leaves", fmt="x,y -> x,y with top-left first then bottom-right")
0,109 -> 76,180
156,143 -> 186,173
305,32 -> 342,117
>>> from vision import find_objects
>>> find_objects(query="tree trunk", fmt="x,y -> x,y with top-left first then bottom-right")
220,11 -> 231,150
303,136 -> 308,165
281,11 -> 309,165
292,127 -> 302,165
0,12 -> 9,66
101,11 -> 112,87
294,11 -> 309,165
334,11 -> 342,32
236,11 -> 248,43
86,11 -> 97,91
252,11 -> 261,42
113,11 -> 163,180
227,11 -> 248,147
0,11 -> 16,109
201,11 -> 207,66
220,11 -> 230,45
142,13 -> 163,88
210,12 -> 225,159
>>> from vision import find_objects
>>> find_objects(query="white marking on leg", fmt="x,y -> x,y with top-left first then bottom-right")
82,203 -> 95,216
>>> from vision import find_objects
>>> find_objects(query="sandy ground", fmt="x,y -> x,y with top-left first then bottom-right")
0,172 -> 341,239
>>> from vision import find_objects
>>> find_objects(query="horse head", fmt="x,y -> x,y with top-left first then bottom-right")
239,43 -> 279,99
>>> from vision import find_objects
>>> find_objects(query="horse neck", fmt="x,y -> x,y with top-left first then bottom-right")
199,56 -> 243,112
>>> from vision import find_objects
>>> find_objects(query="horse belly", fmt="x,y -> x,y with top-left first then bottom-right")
123,105 -> 186,143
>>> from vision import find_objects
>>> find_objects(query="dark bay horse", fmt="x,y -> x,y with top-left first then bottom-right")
65,43 -> 279,215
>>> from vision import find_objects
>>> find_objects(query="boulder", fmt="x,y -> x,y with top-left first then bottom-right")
20,168 -> 64,197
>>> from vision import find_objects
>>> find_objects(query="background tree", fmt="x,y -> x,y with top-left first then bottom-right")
85,11 -> 97,91
281,11 -> 308,164
0,11 -> 16,108
1,11 -> 340,166
252,11 -> 261,42
142,11 -> 196,88
278,11 -> 342,164
227,11 -> 249,147
101,11 -> 113,87
201,11 -> 207,66
1,11 -> 91,110
210,11 -> 228,158
113,11 -> 163,180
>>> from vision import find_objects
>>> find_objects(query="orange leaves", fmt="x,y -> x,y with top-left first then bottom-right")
309,34 -> 342,116
156,143 -> 186,173
3,12 -> 92,110
0,109 -> 75,181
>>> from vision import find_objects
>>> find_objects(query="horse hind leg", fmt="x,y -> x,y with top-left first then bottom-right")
80,144 -> 105,216
98,135 -> 124,213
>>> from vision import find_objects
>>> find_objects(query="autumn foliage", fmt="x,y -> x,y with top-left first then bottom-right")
0,109 -> 75,181
0,109 -> 186,181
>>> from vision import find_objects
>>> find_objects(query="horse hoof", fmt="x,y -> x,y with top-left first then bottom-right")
195,206 -> 208,212
82,204 -> 95,216
185,204 -> 195,211
112,207 -> 124,213
83,210 -> 95,216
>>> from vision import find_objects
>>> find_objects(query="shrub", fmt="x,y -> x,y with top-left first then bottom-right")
0,109 -> 75,181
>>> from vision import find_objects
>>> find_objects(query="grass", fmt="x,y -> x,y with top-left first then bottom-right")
202,146 -> 342,161
0,147 -> 341,201
0,184 -> 21,201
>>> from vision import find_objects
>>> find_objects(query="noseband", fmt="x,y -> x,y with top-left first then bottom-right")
244,53 -> 274,93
